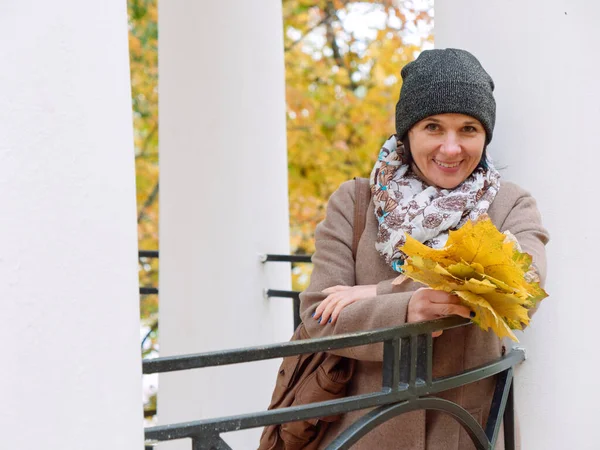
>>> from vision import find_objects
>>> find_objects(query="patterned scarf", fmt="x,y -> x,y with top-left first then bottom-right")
369,135 -> 501,272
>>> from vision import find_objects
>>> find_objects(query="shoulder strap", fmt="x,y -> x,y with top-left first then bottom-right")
352,177 -> 371,259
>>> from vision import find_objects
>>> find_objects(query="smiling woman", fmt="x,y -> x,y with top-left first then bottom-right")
293,48 -> 549,449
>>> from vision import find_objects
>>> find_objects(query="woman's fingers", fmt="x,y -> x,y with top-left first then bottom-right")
313,295 -> 333,318
313,285 -> 379,326
315,287 -> 350,317
319,294 -> 341,324
427,290 -> 462,304
409,288 -> 474,323
330,297 -> 355,324
316,286 -> 369,325
321,285 -> 350,294
429,302 -> 473,319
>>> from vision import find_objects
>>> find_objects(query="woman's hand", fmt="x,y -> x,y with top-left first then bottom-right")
408,288 -> 474,337
312,285 -> 377,326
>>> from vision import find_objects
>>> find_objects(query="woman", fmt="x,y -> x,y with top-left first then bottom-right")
300,48 -> 549,449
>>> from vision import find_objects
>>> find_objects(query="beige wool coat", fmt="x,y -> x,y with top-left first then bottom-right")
299,179 -> 549,450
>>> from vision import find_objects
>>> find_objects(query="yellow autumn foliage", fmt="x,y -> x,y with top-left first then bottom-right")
396,216 -> 547,341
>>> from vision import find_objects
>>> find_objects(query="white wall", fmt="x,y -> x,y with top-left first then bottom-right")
0,1 -> 143,450
436,3 -> 600,449
158,1 -> 292,448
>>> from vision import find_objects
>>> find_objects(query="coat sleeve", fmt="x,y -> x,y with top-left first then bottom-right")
299,181 -> 414,362
498,185 -> 550,320
498,188 -> 549,285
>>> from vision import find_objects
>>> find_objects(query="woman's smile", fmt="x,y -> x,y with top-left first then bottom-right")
433,159 -> 462,170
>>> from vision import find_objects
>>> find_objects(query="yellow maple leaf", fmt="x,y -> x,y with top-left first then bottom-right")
455,291 -> 518,341
484,291 -> 531,329
445,261 -> 483,281
402,256 -> 464,292
397,215 -> 548,342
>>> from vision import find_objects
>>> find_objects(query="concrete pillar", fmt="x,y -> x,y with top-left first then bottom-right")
0,1 -> 143,449
158,1 -> 291,448
436,3 -> 600,449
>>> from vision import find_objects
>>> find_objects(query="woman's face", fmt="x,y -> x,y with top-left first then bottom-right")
407,113 -> 486,189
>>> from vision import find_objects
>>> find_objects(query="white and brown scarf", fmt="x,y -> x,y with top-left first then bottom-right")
369,135 -> 501,272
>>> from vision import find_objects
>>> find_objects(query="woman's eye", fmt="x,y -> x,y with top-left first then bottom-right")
425,123 -> 439,131
463,126 -> 477,132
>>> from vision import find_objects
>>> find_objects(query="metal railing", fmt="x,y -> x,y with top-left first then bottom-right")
261,253 -> 312,329
143,317 -> 521,449
139,250 -> 159,259
139,250 -> 159,296
138,251 -> 311,329
140,251 -> 521,449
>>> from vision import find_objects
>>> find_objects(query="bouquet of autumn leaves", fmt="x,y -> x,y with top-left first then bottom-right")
394,216 -> 547,342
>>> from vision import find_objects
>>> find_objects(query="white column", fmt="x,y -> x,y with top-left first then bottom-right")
0,2 -> 143,450
158,1 -> 291,449
436,3 -> 600,449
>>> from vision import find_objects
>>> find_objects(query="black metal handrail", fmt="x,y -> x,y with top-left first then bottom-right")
139,250 -> 159,296
139,250 -> 159,259
137,251 -> 312,328
260,253 -> 312,263
143,317 -> 522,450
137,252 -> 309,306
140,287 -> 158,295
261,253 -> 312,329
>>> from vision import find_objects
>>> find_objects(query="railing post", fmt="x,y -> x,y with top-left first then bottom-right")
484,368 -> 514,446
382,337 -> 401,392
399,336 -> 411,391
398,334 -> 422,394
409,334 -> 418,389
503,380 -> 516,450
292,293 -> 301,330
416,333 -> 433,387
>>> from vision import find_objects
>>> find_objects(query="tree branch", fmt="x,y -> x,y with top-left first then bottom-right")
138,181 -> 159,223
141,319 -> 158,350
135,124 -> 158,159
325,1 -> 358,92
284,14 -> 330,53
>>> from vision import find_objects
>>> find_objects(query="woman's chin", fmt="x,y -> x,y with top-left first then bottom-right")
430,174 -> 466,190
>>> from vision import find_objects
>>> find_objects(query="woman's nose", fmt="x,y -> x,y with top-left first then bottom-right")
440,134 -> 461,156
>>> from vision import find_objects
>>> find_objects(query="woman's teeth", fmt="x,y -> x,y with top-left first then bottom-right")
435,160 -> 461,168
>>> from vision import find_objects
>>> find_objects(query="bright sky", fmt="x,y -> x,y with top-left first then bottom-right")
287,1 -> 434,58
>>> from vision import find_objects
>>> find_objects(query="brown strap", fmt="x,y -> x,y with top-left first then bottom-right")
352,177 -> 371,259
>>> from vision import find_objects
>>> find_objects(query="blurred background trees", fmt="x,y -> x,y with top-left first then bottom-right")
282,0 -> 432,288
129,0 -> 432,420
128,0 -> 159,420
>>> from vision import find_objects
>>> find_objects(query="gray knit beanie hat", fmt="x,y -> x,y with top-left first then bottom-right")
395,48 -> 496,144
